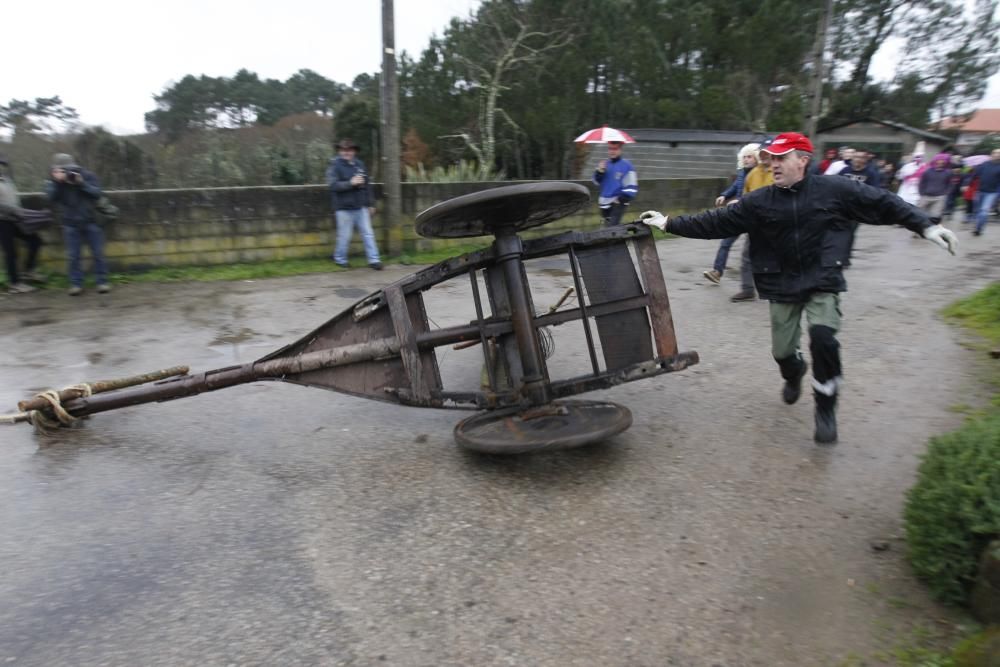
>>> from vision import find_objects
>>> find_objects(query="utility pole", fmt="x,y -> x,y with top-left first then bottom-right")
805,0 -> 834,139
381,0 -> 403,256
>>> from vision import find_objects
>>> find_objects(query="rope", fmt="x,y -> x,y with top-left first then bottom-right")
27,383 -> 93,433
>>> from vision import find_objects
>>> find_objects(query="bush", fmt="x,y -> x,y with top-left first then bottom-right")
952,626 -> 1000,667
403,160 -> 504,183
905,413 -> 1000,606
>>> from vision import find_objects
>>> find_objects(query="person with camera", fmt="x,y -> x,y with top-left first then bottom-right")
325,139 -> 382,270
45,154 -> 110,295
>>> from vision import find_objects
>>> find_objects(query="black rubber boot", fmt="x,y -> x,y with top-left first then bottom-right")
813,391 -> 838,444
776,355 -> 808,405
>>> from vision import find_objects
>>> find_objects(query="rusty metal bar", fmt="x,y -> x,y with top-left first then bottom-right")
414,294 -> 650,350
17,365 -> 191,412
56,339 -> 402,419
396,224 -> 652,297
548,352 -> 700,399
494,232 -> 549,405
568,246 -> 601,376
519,224 -> 651,261
468,268 -> 496,391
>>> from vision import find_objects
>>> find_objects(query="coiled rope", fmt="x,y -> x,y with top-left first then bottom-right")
27,384 -> 93,432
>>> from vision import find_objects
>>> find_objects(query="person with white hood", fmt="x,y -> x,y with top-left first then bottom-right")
702,142 -> 759,287
895,153 -> 925,206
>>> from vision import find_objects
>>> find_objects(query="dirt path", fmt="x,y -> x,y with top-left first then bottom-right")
0,221 -> 996,666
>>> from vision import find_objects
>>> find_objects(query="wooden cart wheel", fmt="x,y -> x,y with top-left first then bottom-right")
414,182 -> 590,239
454,399 -> 632,454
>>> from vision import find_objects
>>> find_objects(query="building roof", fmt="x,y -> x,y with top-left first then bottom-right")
935,108 -> 1000,133
626,128 -> 769,144
817,118 -> 951,143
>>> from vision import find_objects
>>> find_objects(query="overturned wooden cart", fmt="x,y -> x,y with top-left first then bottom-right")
3,182 -> 698,454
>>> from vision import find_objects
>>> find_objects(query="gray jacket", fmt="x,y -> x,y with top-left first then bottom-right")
0,175 -> 21,222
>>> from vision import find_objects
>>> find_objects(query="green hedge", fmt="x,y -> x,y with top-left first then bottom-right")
952,626 -> 1000,666
904,413 -> 1000,606
942,283 -> 1000,349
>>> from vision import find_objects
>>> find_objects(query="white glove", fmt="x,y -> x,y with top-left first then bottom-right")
639,210 -> 669,231
923,225 -> 958,255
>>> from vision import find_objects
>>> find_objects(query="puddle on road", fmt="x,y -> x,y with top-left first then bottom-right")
206,326 -> 275,363
334,287 -> 368,299
19,317 -> 55,328
210,327 -> 259,346
537,268 -> 572,277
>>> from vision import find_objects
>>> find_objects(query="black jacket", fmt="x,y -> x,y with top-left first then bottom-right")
44,169 -> 102,226
668,173 -> 932,302
325,156 -> 372,211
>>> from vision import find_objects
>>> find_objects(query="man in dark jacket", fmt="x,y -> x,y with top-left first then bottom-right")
44,154 -> 109,295
837,150 -> 880,187
325,139 -> 382,270
971,149 -> 1000,236
639,132 -> 957,444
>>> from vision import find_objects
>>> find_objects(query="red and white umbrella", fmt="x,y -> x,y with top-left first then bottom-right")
574,126 -> 636,144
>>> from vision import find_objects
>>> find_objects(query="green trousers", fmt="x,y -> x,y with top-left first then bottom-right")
769,292 -> 842,360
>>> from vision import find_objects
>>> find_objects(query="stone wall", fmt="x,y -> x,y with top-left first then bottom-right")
21,178 -> 726,271
578,129 -> 768,180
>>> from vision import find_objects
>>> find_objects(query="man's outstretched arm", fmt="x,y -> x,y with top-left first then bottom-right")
639,200 -> 756,239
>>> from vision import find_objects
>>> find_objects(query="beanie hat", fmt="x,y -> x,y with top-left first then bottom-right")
51,153 -> 76,168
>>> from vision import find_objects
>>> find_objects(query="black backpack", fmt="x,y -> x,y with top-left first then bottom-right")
92,195 -> 119,223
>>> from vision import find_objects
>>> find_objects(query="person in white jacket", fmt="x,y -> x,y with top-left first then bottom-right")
895,154 -> 924,206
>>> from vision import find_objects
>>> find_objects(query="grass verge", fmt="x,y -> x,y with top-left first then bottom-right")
2,243 -> 488,290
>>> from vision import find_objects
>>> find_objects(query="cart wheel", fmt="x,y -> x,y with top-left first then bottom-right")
415,182 -> 590,239
454,400 -> 632,454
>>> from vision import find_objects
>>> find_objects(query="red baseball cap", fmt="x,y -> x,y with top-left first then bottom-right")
762,132 -> 814,155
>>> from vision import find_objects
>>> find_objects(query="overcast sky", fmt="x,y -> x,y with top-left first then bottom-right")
3,0 -> 998,135
3,0 -> 482,134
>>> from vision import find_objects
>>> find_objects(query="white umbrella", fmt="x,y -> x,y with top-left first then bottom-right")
574,126 -> 636,144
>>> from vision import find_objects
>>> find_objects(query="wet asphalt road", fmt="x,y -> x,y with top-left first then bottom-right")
1,223 -> 997,666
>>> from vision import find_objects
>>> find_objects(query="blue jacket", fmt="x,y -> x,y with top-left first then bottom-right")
44,169 -> 102,226
592,156 -> 638,206
720,167 -> 750,201
837,163 -> 881,188
972,160 -> 1000,194
326,156 -> 373,210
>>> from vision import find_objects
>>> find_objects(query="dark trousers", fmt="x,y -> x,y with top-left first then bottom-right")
0,220 -> 42,284
600,203 -> 628,227
63,223 -> 108,287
